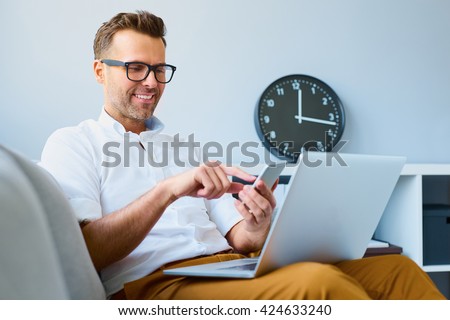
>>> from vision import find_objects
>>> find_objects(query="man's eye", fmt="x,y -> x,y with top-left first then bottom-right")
155,66 -> 167,74
129,64 -> 146,72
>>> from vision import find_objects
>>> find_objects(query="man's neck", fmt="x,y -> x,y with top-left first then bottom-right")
121,118 -> 147,135
104,108 -> 147,134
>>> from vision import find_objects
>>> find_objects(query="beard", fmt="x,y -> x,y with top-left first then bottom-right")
108,86 -> 160,122
124,100 -> 156,121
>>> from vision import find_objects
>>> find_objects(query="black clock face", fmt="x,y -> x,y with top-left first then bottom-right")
255,75 -> 345,162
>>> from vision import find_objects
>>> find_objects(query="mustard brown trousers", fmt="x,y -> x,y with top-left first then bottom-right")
114,254 -> 445,300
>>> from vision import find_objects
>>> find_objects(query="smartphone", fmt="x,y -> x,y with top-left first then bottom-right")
252,162 -> 286,189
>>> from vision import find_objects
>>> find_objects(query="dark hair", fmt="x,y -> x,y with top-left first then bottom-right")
93,10 -> 166,59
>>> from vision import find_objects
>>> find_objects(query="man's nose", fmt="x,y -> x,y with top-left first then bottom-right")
141,70 -> 159,87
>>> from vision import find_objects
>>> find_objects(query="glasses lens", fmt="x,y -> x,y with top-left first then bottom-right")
126,63 -> 149,81
126,63 -> 175,83
154,65 -> 174,84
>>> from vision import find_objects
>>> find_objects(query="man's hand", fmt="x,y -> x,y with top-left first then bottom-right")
236,180 -> 276,231
163,162 -> 277,254
165,162 -> 256,200
227,179 -> 277,253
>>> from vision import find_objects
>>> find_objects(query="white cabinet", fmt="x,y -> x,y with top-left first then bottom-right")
375,164 -> 450,273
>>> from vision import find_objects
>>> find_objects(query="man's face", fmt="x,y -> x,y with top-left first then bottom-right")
94,29 -> 166,129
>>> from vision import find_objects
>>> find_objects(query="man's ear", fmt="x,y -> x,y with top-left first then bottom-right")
93,60 -> 104,84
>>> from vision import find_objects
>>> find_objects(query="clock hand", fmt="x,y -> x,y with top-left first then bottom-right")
294,89 -> 302,124
301,116 -> 337,126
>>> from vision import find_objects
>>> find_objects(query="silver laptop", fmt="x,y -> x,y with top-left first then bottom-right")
163,151 -> 406,278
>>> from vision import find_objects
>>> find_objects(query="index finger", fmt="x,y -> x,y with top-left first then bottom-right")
221,165 -> 256,184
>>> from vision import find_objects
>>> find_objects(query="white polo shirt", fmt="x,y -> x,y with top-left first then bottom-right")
40,109 -> 242,297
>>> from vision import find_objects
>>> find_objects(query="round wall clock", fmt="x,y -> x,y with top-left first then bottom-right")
254,74 -> 345,162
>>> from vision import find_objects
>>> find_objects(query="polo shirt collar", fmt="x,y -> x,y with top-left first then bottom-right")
98,108 -> 165,139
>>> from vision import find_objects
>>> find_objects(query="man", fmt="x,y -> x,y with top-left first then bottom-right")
40,10 -> 444,299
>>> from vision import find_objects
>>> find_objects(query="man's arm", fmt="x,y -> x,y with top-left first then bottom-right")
81,179 -> 175,271
82,164 -> 255,271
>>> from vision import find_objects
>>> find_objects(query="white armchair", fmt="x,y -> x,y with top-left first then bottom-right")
0,145 -> 105,299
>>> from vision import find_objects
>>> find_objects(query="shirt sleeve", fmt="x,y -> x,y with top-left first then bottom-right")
39,127 -> 103,221
205,194 -> 243,236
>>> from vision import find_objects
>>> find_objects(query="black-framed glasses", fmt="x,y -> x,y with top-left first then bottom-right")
100,59 -> 176,84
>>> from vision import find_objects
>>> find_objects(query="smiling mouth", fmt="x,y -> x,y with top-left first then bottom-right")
133,93 -> 155,101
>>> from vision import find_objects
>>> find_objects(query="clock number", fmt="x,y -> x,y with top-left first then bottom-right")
263,115 -> 270,124
328,113 -> 335,121
266,99 -> 275,107
311,87 -> 316,95
322,97 -> 328,105
317,141 -> 324,152
270,131 -> 276,139
292,82 -> 300,90
277,88 -> 285,95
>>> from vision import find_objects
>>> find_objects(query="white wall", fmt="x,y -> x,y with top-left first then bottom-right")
1,0 -> 449,164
